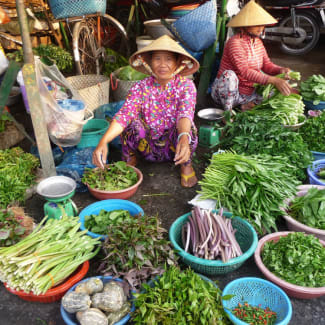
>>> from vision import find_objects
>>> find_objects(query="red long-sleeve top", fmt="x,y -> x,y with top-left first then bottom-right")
217,33 -> 282,95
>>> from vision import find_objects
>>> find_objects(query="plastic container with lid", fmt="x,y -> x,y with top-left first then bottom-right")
57,99 -> 85,121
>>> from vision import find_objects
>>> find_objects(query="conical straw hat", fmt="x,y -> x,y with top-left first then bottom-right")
227,0 -> 277,27
129,35 -> 200,76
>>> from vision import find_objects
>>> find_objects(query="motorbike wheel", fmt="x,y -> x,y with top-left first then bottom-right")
279,12 -> 320,55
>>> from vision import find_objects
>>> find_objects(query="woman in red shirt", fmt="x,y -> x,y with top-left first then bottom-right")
211,0 -> 293,111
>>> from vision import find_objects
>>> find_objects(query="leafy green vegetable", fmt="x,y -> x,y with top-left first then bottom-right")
82,161 -> 138,191
0,113 -> 11,133
99,214 -> 178,291
132,266 -> 231,325
262,232 -> 325,287
220,112 -> 312,181
117,65 -> 148,81
300,74 -> 325,104
0,209 -> 25,247
289,188 -> 325,229
299,111 -> 325,152
104,48 -> 129,77
199,151 -> 300,234
84,209 -> 133,234
0,147 -> 39,208
7,45 -> 73,72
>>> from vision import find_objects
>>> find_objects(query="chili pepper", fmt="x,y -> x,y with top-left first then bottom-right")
232,302 -> 277,325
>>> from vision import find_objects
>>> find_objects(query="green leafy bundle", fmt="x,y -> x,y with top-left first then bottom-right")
99,214 -> 178,292
262,232 -> 325,287
132,266 -> 231,325
199,152 -> 300,234
117,65 -> 148,81
104,48 -> 128,77
0,209 -> 24,247
299,111 -> 325,152
289,187 -> 325,230
7,45 -> 73,72
300,74 -> 325,104
82,161 -> 138,191
0,147 -> 39,208
0,113 -> 10,133
84,209 -> 133,234
220,113 -> 312,180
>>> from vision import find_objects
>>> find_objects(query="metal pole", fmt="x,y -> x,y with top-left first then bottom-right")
16,0 -> 56,177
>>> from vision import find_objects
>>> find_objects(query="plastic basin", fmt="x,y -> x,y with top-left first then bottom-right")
222,277 -> 292,325
77,119 -> 109,149
79,199 -> 144,240
60,275 -> 135,325
304,99 -> 325,111
85,166 -> 143,200
307,159 -> 325,186
254,232 -> 325,299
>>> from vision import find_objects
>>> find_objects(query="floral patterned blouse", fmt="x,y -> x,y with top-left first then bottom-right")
113,75 -> 197,139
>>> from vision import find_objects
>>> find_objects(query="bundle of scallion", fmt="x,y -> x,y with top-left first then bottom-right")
0,216 -> 100,295
198,152 -> 300,234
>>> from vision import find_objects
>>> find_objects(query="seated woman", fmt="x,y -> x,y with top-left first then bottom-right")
211,0 -> 293,111
92,35 -> 200,188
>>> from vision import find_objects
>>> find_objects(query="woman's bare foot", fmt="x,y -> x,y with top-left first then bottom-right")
241,101 -> 255,111
180,164 -> 197,188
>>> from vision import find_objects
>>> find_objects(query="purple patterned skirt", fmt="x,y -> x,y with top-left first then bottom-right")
120,119 -> 198,164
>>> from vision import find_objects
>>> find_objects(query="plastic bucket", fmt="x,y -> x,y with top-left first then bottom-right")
57,99 -> 85,121
136,35 -> 153,50
77,119 -> 109,148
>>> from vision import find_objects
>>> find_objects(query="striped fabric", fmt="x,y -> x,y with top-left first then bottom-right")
217,33 -> 282,95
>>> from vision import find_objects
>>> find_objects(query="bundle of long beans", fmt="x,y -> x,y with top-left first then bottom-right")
0,216 -> 100,295
199,152 -> 300,234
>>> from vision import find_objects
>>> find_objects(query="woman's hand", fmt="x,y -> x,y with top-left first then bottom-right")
268,76 -> 292,96
92,141 -> 108,169
174,135 -> 191,165
279,67 -> 291,79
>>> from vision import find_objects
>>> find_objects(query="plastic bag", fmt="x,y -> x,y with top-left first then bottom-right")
0,50 -> 8,76
35,58 -> 93,147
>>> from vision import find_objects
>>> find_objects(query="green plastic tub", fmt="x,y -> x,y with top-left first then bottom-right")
77,119 -> 109,148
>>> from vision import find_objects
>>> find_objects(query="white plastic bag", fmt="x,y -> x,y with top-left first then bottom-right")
0,50 -> 8,75
35,58 -> 93,147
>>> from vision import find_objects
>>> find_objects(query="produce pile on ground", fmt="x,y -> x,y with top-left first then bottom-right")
62,277 -> 131,325
182,207 -> 243,261
0,216 -> 100,294
132,266 -> 231,324
82,161 -> 138,191
199,151 -> 300,234
98,213 -> 178,291
220,113 -> 312,180
299,110 -> 325,152
300,74 -> 325,104
289,187 -> 325,230
0,147 -> 39,208
262,232 -> 325,287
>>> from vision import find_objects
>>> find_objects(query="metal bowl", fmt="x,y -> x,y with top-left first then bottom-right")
283,114 -> 306,130
197,108 -> 224,121
37,176 -> 76,199
143,19 -> 176,39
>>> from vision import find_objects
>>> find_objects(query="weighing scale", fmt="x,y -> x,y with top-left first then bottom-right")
197,108 -> 224,148
37,176 -> 78,220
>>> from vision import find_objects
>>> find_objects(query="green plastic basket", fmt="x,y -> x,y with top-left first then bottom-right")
77,119 -> 109,149
169,210 -> 258,275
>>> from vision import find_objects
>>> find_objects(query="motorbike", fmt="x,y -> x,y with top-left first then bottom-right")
262,0 -> 325,55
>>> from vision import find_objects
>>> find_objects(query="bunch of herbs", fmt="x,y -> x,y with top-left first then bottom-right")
82,161 -> 138,191
300,74 -> 325,104
199,151 -> 300,234
132,266 -> 231,325
289,187 -> 325,230
0,147 -> 39,208
262,232 -> 325,287
84,209 -> 134,234
98,213 -> 178,292
0,209 -> 25,247
299,111 -> 325,152
220,112 -> 312,181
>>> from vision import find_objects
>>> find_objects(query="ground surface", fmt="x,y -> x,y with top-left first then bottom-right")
1,38 -> 325,325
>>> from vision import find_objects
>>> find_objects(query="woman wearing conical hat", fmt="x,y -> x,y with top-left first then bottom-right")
211,0 -> 293,111
92,35 -> 200,188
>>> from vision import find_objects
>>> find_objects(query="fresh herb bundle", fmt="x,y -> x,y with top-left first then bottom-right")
232,302 -> 277,325
0,147 -> 39,208
82,161 -> 138,191
103,48 -> 128,77
300,74 -> 325,104
98,214 -> 178,291
132,266 -> 231,325
299,111 -> 325,152
0,209 -> 24,247
84,209 -> 134,234
199,152 -> 300,234
262,232 -> 325,287
289,187 -> 325,230
220,113 -> 312,181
